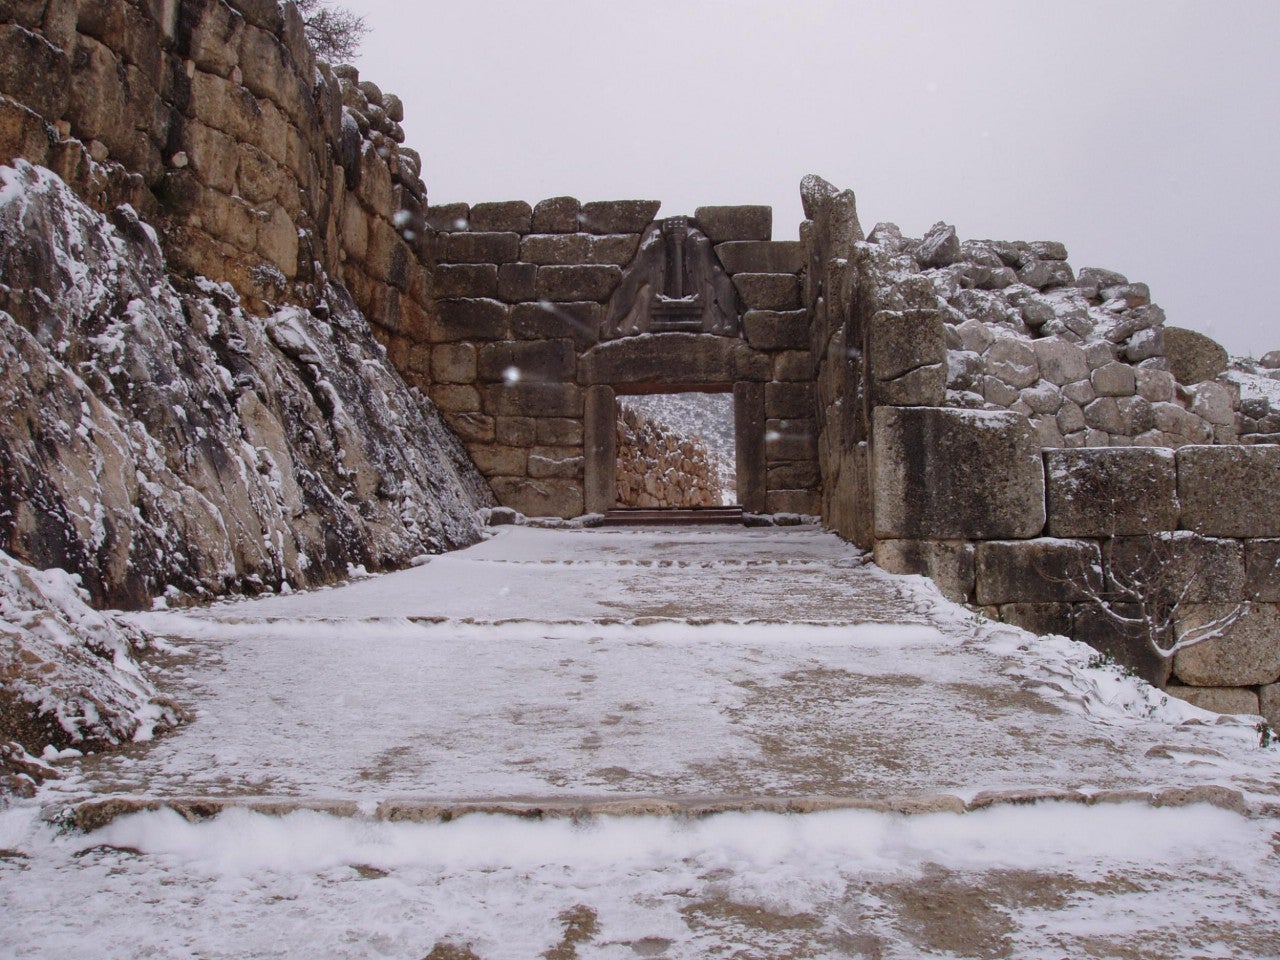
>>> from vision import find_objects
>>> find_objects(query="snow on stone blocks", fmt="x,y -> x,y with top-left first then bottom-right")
872,407 -> 1046,540
1176,445 -> 1280,537
1045,448 -> 1179,537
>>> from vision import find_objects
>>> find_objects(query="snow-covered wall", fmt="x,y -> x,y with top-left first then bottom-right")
0,161 -> 490,608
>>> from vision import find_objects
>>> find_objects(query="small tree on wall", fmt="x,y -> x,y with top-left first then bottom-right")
294,0 -> 368,62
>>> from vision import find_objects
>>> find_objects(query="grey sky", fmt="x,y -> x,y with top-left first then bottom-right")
344,0 -> 1280,357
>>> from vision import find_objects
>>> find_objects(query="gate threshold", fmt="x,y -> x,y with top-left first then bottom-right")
601,506 -> 744,527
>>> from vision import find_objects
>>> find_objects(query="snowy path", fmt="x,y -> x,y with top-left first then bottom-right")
4,524 -> 1280,958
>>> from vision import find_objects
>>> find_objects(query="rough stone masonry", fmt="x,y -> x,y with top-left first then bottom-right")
1,0 -> 1278,730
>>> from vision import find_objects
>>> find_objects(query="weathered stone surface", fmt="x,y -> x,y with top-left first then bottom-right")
1018,260 -> 1074,289
511,301 -> 601,350
434,263 -> 498,299
468,200 -> 531,233
772,350 -> 811,382
536,264 -> 622,302
1033,339 -> 1089,385
1245,540 -> 1280,601
497,262 -> 537,303
1045,448 -> 1179,536
916,222 -> 960,268
1262,684 -> 1280,730
743,310 -> 809,351
1108,534 -> 1244,605
469,444 -> 527,476
580,200 -> 660,234
1177,445 -> 1280,536
583,385 -> 616,514
975,539 -> 1102,605
519,233 -> 590,265
1135,368 -> 1175,403
868,309 -> 946,383
1173,603 -> 1280,686
1072,603 -> 1172,687
440,231 -> 520,264
579,333 -> 768,389
694,205 -> 771,242
873,539 -> 975,603
986,338 -> 1039,389
435,298 -> 508,341
873,407 -> 1046,540
488,476 -> 583,519
531,196 -> 581,233
477,340 -> 575,383
714,240 -> 804,275
765,382 -> 815,420
767,460 -> 821,489
735,381 -> 767,513
1090,362 -> 1136,397
1083,397 -> 1124,434
481,382 -> 583,418
765,418 -> 817,461
1163,326 -> 1228,384
426,203 -> 470,231
1188,381 -> 1234,426
732,272 -> 801,311
1166,686 -> 1261,717
431,343 -> 477,384
1000,603 -> 1073,637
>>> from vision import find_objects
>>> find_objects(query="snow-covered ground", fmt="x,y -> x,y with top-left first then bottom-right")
3,525 -> 1279,958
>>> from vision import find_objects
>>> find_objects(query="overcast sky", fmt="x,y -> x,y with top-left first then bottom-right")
343,0 -> 1279,357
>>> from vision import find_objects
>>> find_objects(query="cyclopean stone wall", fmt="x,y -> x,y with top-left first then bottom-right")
0,0 -> 430,338
615,404 -> 723,508
802,173 -> 1280,728
409,198 -> 820,518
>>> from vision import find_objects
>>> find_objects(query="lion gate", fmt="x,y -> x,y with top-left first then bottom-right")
411,200 -> 821,518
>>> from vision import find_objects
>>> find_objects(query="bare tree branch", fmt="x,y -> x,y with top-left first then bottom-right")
293,0 -> 368,63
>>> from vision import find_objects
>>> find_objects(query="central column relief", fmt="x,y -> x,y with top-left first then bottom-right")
601,217 -> 741,339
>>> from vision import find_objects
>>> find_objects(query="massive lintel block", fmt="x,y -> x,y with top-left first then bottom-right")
873,407 -> 1046,539
578,333 -> 769,390
1177,445 -> 1280,537
1045,447 -> 1179,537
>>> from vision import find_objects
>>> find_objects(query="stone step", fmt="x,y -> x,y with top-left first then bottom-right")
601,506 -> 744,526
51,783 -> 1256,833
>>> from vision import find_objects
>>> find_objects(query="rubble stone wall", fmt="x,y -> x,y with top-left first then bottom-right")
615,405 -> 723,508
415,199 -> 820,517
0,0 -> 431,356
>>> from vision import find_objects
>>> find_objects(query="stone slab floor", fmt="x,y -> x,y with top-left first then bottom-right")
3,524 -> 1279,959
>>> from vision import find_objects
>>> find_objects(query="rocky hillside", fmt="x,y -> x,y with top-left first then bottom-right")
0,160 -> 491,610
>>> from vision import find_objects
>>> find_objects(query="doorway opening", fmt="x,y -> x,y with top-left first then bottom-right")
614,391 -> 737,508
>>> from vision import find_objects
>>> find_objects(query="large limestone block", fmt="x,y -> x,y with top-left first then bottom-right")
1262,684 -> 1280,730
733,272 -> 801,310
580,200 -> 660,234
1108,533 -> 1244,604
1072,602 -> 1172,687
481,382 -> 582,418
1177,445 -> 1280,537
535,264 -> 622,302
440,231 -> 520,264
694,205 -> 772,242
1245,540 -> 1280,601
1163,326 -> 1228,384
531,196 -> 581,233
578,333 -> 768,389
489,477 -> 583,519
715,241 -> 804,274
1165,686 -> 1261,717
874,539 -> 975,603
1173,602 -> 1280,686
743,310 -> 809,351
872,407 -> 1046,539
469,200 -> 532,233
869,309 -> 946,406
998,603 -> 1072,637
435,298 -> 508,341
975,539 -> 1102,605
0,23 -> 71,122
511,301 -> 601,350
1045,448 -> 1179,537
477,340 -> 575,383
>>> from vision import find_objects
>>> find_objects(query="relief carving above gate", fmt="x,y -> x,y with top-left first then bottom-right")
601,216 -> 741,340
